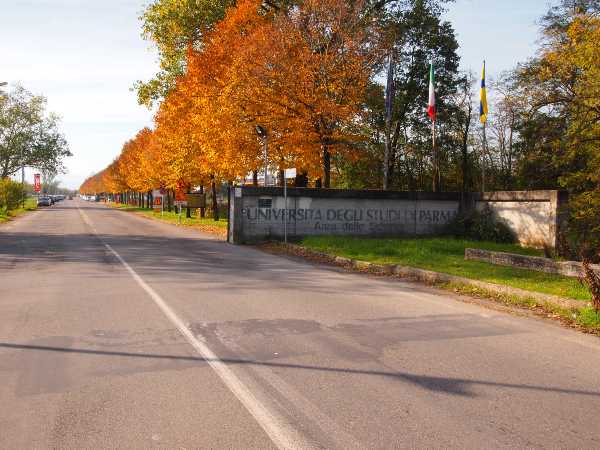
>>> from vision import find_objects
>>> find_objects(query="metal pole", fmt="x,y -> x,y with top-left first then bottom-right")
482,121 -> 487,192
432,120 -> 437,192
284,174 -> 287,244
21,163 -> 25,208
263,136 -> 269,187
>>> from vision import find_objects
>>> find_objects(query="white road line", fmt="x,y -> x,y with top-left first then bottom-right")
77,206 -> 312,450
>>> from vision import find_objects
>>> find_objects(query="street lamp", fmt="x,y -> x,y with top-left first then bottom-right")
255,125 -> 268,187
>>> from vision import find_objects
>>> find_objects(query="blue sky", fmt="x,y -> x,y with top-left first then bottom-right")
1,0 -> 550,189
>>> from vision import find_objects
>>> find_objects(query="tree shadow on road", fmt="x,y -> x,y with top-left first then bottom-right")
1,341 -> 598,399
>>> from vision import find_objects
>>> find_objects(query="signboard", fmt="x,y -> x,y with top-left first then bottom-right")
174,200 -> 187,207
152,189 -> 163,210
185,193 -> 206,208
34,174 -> 41,193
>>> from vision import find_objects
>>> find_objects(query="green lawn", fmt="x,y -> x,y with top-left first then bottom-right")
0,197 -> 37,223
110,203 -> 228,229
301,236 -> 591,302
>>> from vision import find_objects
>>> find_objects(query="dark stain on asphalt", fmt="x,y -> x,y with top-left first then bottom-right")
190,314 -> 522,365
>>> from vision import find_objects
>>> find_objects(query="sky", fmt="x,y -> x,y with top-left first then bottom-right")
0,0 -> 551,190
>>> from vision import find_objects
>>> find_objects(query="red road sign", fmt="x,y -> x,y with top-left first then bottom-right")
34,174 -> 41,193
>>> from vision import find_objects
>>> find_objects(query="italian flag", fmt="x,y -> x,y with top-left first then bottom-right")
427,62 -> 436,122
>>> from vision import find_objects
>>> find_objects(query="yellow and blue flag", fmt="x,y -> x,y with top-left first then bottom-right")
479,61 -> 488,123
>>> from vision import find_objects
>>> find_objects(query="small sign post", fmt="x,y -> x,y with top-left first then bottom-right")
34,174 -> 41,193
174,201 -> 187,223
152,189 -> 164,216
174,189 -> 187,224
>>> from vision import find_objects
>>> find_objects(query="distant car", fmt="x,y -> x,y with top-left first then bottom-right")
37,197 -> 52,207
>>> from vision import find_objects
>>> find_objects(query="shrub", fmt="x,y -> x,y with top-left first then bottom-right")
0,179 -> 25,213
445,206 -> 516,243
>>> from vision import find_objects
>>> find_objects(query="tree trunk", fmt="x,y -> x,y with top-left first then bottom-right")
211,177 -> 219,221
323,146 -> 331,188
294,171 -> 308,187
278,169 -> 284,187
199,185 -> 205,218
252,171 -> 258,186
186,184 -> 191,218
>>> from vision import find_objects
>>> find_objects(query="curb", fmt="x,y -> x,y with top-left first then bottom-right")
283,243 -> 587,311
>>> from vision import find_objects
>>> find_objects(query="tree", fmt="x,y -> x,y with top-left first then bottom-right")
0,86 -> 71,179
511,1 -> 600,306
134,0 -> 236,107
378,0 -> 461,191
448,71 -> 476,195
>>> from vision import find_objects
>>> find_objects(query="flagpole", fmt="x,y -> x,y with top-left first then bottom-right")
479,59 -> 488,193
427,61 -> 438,192
482,121 -> 486,193
432,119 -> 437,192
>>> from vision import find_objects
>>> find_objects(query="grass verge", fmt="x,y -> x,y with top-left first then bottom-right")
441,281 -> 600,334
262,241 -> 600,334
300,236 -> 591,301
0,197 -> 37,223
108,202 -> 228,236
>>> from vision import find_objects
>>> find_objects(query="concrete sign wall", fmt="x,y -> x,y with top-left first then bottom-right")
474,190 -> 568,249
229,188 -> 461,244
229,187 -> 567,248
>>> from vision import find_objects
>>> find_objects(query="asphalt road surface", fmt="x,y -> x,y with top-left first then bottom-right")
1,199 -> 600,449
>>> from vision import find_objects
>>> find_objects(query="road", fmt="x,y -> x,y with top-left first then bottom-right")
1,199 -> 599,449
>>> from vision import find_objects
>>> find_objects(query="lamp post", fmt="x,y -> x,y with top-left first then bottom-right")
255,125 -> 268,187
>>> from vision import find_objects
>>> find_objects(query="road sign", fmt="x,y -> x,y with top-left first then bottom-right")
152,189 -> 163,211
34,174 -> 41,193
185,193 -> 206,208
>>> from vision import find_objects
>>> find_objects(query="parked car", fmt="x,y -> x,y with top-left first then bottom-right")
37,197 -> 52,207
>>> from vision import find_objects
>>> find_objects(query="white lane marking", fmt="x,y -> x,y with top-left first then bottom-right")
77,206 -> 312,450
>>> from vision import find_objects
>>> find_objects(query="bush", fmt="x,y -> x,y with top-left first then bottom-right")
0,179 -> 25,213
445,206 -> 516,243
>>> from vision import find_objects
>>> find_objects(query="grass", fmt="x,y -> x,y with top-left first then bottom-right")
109,203 -> 228,230
0,197 -> 37,223
300,236 -> 591,302
442,281 -> 600,332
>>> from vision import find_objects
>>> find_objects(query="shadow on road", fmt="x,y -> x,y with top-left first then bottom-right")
1,341 -> 598,399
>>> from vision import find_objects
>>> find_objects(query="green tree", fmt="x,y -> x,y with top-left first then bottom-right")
511,1 -> 600,307
134,0 -> 236,107
0,86 -> 71,179
379,0 -> 461,191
